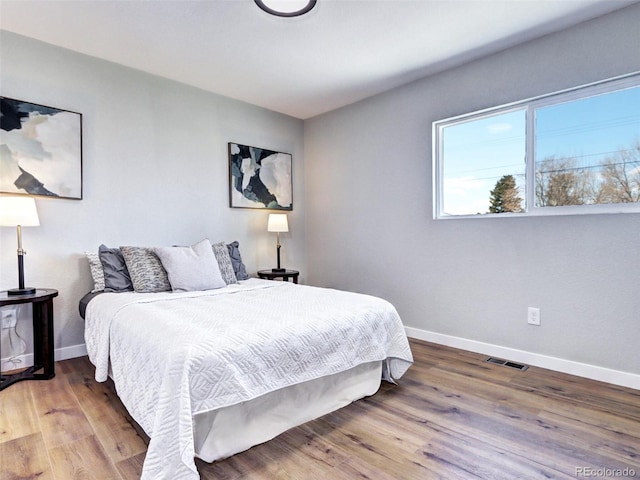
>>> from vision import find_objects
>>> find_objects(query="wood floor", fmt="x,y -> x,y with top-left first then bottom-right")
1,339 -> 639,479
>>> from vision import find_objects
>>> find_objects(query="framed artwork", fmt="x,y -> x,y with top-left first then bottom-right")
228,142 -> 292,210
0,97 -> 83,200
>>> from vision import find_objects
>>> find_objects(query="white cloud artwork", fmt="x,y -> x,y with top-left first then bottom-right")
0,97 -> 82,199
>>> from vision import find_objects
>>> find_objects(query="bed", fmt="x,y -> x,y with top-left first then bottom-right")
83,277 -> 413,480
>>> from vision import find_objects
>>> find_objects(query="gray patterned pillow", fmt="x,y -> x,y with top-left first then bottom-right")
85,251 -> 105,292
120,246 -> 171,293
212,241 -> 238,284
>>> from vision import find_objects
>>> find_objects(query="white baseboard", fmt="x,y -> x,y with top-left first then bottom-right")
405,326 -> 640,391
1,343 -> 87,371
55,343 -> 88,361
5,333 -> 639,391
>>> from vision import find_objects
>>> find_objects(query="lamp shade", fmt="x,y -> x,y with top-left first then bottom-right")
0,196 -> 40,227
267,213 -> 288,233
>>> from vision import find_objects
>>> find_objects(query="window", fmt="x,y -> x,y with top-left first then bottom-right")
433,74 -> 640,218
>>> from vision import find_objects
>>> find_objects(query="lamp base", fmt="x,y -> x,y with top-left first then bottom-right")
271,268 -> 286,273
8,287 -> 36,296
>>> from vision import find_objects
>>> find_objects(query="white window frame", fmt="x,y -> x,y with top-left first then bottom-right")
433,72 -> 640,219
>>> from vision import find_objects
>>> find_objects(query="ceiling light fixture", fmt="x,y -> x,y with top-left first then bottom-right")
255,0 -> 317,17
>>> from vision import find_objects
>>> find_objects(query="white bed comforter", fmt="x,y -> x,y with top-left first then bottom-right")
84,279 -> 413,480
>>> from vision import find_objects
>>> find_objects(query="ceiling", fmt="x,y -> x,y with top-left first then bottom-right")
0,0 -> 636,119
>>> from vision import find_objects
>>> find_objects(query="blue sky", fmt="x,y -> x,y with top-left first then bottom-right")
441,85 -> 640,215
442,109 -> 526,215
536,87 -> 640,164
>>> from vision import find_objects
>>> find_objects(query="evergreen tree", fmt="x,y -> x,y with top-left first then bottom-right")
489,174 -> 523,213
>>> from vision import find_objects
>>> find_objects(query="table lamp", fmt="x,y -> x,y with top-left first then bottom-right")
0,196 -> 40,295
267,213 -> 288,273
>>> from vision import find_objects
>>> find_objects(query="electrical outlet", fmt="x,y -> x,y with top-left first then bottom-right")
527,307 -> 541,326
1,308 -> 18,329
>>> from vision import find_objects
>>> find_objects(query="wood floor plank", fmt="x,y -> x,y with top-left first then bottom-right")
253,435 -> 334,479
66,357 -> 147,462
421,352 -> 640,471
537,397 -> 640,438
303,415 -> 436,480
115,452 -> 145,480
324,402 -> 428,455
230,444 -> 310,480
31,372 -> 94,449
538,409 -> 640,469
0,381 -> 39,444
328,455 -> 415,480
48,434 -> 122,480
417,433 -> 575,480
198,450 -> 262,480
277,420 -> 351,469
367,360 -> 638,476
510,366 -> 640,419
0,433 -> 54,480
2,338 -> 639,479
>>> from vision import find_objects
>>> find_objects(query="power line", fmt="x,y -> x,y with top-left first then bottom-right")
446,148 -> 637,176
445,115 -> 639,152
537,159 -> 640,175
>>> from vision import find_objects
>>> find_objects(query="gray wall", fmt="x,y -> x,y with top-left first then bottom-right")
0,31 -> 305,360
2,5 -> 639,383
304,5 -> 640,377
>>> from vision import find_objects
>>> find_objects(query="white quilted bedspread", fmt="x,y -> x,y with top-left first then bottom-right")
84,279 -> 413,480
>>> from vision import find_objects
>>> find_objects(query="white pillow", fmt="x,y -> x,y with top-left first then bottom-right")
154,239 -> 226,292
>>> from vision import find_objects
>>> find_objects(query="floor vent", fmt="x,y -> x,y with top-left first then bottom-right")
486,357 -> 529,371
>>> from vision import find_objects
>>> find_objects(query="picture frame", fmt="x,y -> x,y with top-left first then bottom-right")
0,97 -> 83,200
228,142 -> 292,210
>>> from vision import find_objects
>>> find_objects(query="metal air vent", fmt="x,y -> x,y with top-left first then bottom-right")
486,357 -> 529,371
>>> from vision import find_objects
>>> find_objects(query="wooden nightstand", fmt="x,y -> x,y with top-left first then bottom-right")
257,269 -> 300,284
0,288 -> 58,391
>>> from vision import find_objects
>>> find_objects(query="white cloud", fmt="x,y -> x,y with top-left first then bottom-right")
486,123 -> 513,134
443,176 -> 491,215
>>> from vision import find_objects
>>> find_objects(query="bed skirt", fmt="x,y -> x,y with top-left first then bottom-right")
193,360 -> 382,462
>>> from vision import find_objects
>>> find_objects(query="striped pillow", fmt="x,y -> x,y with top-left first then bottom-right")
120,246 -> 171,293
212,241 -> 238,285
85,251 -> 105,292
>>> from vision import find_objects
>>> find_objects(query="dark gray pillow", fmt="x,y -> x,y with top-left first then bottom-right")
226,241 -> 249,280
98,244 -> 134,292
